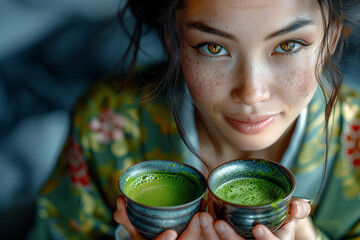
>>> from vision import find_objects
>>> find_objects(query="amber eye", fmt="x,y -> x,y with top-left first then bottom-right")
280,42 -> 296,52
195,42 -> 229,56
207,43 -> 222,54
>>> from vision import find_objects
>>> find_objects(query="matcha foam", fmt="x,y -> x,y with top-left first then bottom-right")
215,177 -> 287,206
124,171 -> 203,207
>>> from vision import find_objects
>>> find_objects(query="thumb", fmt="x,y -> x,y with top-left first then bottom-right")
252,221 -> 296,240
113,195 -> 138,236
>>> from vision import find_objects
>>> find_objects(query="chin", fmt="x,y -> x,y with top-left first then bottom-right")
231,135 -> 279,152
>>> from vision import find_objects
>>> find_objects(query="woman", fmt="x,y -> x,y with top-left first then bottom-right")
32,0 -> 360,239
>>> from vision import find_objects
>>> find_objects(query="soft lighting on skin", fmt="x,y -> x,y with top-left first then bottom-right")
176,0 -> 323,164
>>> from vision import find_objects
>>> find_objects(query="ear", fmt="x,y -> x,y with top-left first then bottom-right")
328,23 -> 343,55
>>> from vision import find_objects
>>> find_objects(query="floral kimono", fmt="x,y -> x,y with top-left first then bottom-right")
31,72 -> 360,239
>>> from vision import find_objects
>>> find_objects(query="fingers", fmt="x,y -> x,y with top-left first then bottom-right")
252,224 -> 281,240
180,212 -> 246,240
252,198 -> 310,239
153,230 -> 178,240
113,196 -> 137,235
208,194 -> 245,240
198,212 -> 220,240
295,217 -> 317,239
179,212 -> 220,240
214,220 -> 246,240
290,198 -> 311,219
253,222 -> 298,240
177,213 -> 202,239
171,198 -> 209,239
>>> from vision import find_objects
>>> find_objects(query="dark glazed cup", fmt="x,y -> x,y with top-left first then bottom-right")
207,158 -> 296,239
118,160 -> 207,239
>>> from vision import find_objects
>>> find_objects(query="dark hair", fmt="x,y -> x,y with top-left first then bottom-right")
117,0 -> 205,167
312,0 -> 360,202
118,0 -> 360,196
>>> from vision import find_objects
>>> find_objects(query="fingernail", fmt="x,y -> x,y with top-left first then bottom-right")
295,196 -> 312,205
200,215 -> 208,227
195,216 -> 200,226
215,222 -> 225,234
253,227 -> 264,238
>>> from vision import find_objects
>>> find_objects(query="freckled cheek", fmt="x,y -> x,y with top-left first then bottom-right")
180,54 -> 229,100
276,68 -> 318,99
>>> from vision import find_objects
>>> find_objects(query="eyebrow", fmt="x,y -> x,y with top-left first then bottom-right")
264,18 -> 314,41
185,18 -> 314,41
185,21 -> 237,40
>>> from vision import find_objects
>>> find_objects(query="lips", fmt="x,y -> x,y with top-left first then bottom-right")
225,114 -> 278,135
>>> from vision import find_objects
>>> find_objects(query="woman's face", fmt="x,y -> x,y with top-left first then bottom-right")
176,0 -> 324,152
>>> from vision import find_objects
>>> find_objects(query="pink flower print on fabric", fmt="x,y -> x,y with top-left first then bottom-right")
89,108 -> 126,143
345,122 -> 360,168
66,137 -> 91,188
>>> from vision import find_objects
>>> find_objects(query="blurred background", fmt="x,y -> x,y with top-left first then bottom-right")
0,1 -> 165,239
0,1 -> 359,239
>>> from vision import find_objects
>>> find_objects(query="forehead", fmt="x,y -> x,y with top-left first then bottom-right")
178,0 -> 323,37
180,0 -> 320,17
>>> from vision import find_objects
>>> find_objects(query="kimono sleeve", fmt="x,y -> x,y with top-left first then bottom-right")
31,132 -> 116,240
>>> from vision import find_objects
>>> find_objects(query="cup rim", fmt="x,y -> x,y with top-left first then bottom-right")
207,158 -> 296,208
118,159 -> 207,210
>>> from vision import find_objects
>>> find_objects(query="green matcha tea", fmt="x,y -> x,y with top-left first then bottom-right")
215,177 -> 287,206
124,171 -> 203,207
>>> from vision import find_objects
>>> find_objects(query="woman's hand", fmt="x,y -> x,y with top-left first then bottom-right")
295,216 -> 317,240
249,199 -> 314,240
113,195 -> 211,240
114,195 -> 313,240
207,196 -> 313,240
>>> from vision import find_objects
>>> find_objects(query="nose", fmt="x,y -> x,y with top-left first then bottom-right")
231,62 -> 271,106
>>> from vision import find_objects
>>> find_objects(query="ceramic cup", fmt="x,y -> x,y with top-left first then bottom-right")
118,160 -> 207,239
207,158 -> 296,238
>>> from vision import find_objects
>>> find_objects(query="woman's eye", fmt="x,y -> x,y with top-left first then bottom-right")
273,41 -> 302,54
200,43 -> 229,56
